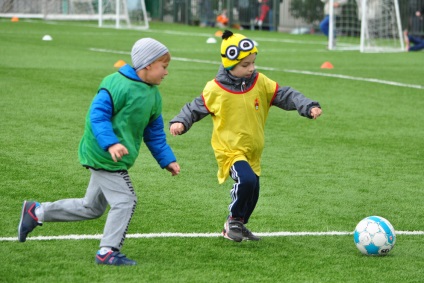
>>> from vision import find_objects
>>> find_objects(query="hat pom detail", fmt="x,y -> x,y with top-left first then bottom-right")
222,30 -> 233,40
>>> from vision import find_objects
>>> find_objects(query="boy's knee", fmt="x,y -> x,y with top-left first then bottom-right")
232,161 -> 257,186
240,173 -> 257,187
237,172 -> 258,196
91,206 -> 107,218
111,196 -> 137,210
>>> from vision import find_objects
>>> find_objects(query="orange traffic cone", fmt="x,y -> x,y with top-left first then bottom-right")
114,60 -> 126,68
320,61 -> 334,69
214,30 -> 223,37
11,16 -> 19,22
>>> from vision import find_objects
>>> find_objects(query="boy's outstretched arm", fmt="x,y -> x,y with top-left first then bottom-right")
272,86 -> 321,119
310,107 -> 322,119
170,123 -> 185,136
165,162 -> 180,176
144,114 -> 179,174
90,90 -> 132,161
169,95 -> 210,135
108,143 -> 129,162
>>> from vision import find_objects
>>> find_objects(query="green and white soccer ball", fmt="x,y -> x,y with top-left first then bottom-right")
353,216 -> 396,256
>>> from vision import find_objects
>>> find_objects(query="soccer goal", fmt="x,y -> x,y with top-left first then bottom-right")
328,0 -> 404,52
0,0 -> 149,30
98,0 -> 149,30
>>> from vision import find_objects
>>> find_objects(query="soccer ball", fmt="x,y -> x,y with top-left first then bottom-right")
353,216 -> 396,256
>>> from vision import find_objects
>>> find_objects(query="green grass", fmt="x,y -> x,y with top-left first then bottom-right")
3,236 -> 424,282
1,19 -> 423,282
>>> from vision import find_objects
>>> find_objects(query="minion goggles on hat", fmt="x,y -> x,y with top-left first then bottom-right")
220,30 -> 258,69
221,38 -> 255,60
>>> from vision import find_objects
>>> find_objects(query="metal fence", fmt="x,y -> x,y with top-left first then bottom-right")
1,0 -> 423,35
146,0 -> 424,35
146,0 -> 289,31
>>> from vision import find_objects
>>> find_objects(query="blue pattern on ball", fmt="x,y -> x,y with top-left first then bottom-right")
365,243 -> 379,255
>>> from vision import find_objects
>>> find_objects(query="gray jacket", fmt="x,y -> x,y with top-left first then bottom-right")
169,65 -> 320,133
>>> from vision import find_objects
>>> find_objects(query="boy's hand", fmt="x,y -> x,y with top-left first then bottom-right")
166,162 -> 181,176
108,143 -> 129,162
310,107 -> 322,119
170,123 -> 185,136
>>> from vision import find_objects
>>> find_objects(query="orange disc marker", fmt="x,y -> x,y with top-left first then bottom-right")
320,61 -> 334,69
114,60 -> 126,68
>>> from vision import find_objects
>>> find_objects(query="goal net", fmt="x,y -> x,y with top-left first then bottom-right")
0,0 -> 149,29
99,0 -> 149,29
328,0 -> 404,52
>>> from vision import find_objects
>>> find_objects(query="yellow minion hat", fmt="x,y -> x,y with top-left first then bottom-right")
220,30 -> 258,70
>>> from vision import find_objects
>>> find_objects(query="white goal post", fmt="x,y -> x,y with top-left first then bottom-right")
0,0 -> 149,30
328,0 -> 404,52
98,0 -> 149,29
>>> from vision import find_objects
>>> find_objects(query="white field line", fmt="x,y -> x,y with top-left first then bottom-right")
2,231 -> 424,242
89,48 -> 424,90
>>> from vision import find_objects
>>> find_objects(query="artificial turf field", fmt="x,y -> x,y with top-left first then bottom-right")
1,19 -> 423,282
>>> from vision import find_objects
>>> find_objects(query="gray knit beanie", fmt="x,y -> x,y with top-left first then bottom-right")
131,38 -> 169,71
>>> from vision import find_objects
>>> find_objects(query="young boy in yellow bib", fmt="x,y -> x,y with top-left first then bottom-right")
170,30 -> 322,242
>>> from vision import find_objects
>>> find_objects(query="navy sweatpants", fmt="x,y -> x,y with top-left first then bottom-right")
229,160 -> 260,224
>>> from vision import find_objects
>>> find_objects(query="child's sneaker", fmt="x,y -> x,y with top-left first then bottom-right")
18,201 -> 42,242
222,217 -> 243,242
95,251 -> 137,266
242,226 -> 261,241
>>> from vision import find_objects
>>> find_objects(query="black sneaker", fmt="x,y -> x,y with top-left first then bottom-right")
242,226 -> 261,241
18,201 -> 42,242
222,217 -> 243,242
95,251 -> 137,266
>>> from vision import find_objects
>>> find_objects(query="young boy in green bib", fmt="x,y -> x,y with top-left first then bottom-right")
18,38 -> 180,265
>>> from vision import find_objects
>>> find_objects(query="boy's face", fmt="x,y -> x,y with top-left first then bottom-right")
229,53 -> 256,79
142,56 -> 170,85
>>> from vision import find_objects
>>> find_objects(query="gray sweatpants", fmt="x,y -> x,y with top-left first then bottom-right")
41,169 -> 137,250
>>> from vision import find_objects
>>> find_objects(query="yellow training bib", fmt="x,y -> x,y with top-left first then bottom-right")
202,73 -> 278,183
